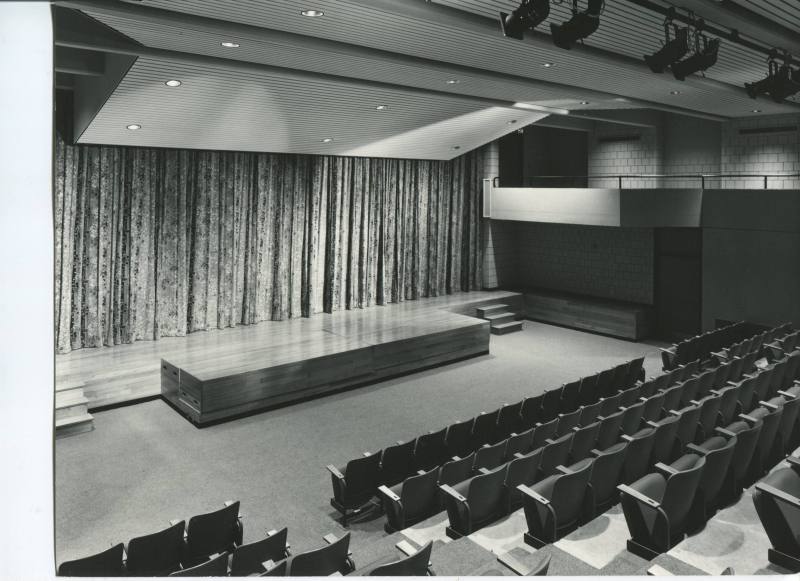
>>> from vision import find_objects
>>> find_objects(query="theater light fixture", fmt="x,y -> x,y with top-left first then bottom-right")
220,41 -> 240,48
746,58 -> 800,103
644,15 -> 689,73
321,137 -> 334,143
165,79 -> 182,87
500,0 -> 551,40
550,0 -> 604,50
671,23 -> 720,81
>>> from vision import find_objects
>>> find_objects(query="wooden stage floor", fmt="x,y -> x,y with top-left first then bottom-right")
56,291 -> 523,418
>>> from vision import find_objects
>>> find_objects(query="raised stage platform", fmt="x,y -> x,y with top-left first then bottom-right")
55,291 -> 523,423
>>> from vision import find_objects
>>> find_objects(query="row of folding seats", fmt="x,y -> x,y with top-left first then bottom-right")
517,347 -> 800,552
328,357 -> 645,524
618,349 -> 800,558
662,321 -> 792,370
753,455 -> 800,573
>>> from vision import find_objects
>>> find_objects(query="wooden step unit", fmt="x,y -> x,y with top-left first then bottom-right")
476,303 -> 523,335
55,381 -> 94,438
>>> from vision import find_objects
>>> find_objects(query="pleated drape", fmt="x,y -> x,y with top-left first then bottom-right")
54,133 -> 485,353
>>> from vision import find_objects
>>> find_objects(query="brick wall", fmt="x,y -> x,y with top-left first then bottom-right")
720,113 -> 800,189
662,116 -> 721,188
587,123 -> 662,189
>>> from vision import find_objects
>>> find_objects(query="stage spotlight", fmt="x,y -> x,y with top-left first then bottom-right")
500,0 -> 551,40
767,64 -> 800,102
671,36 -> 719,81
550,0 -> 603,50
644,26 -> 688,73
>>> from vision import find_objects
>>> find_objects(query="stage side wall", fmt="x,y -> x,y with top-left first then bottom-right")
54,133 -> 486,353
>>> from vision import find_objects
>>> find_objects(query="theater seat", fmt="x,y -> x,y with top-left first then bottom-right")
668,404 -> 702,449
520,394 -> 543,429
328,452 -> 382,525
684,434 -> 737,521
286,533 -> 354,577
504,448 -> 542,511
505,426 -> 535,458
438,452 -> 476,488
753,457 -> 800,573
230,528 -> 290,577
474,439 -> 507,471
380,439 -> 417,487
169,552 -> 229,577
618,454 -> 706,558
579,400 -> 603,426
647,414 -> 680,466
717,421 -> 762,503
57,543 -> 125,577
620,385 -> 643,407
379,467 -> 441,532
497,401 -> 524,440
368,541 -> 434,576
765,392 -> 800,456
569,421 -> 600,463
532,418 -> 558,448
557,408 -> 582,436
711,384 -> 741,426
584,442 -> 627,518
472,409 -> 500,448
441,464 -> 507,538
182,501 -> 243,567
445,418 -> 476,458
414,428 -> 448,471
599,393 -> 623,417
642,392 -> 666,423
561,379 -> 582,413
596,409 -> 625,450
258,559 -> 287,576
621,427 -> 656,484
540,389 -> 563,423
741,405 -> 784,483
125,521 -> 185,576
539,433 -> 574,478
620,400 -> 646,436
519,457 -> 593,547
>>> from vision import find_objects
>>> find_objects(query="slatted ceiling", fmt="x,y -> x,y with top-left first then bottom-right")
86,5 -> 794,118
78,57 -> 549,159
80,11 -> 615,107
732,0 -> 800,30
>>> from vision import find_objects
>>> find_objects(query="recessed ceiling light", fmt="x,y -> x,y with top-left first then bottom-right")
670,90 -> 682,95
580,100 -> 590,105
543,62 -> 555,68
126,124 -> 142,131
321,137 -> 334,143
751,109 -> 762,113
445,79 -> 460,84
376,104 -> 389,111
300,9 -> 324,17
507,119 -> 518,124
220,41 -> 240,48
452,145 -> 461,150
165,79 -> 182,87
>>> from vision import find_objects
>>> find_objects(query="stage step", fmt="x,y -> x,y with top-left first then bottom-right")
55,382 -> 94,438
491,321 -> 523,335
476,304 -> 509,318
484,312 -> 516,325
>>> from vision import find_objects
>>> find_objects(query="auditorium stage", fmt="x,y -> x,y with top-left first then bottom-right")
56,291 -> 524,423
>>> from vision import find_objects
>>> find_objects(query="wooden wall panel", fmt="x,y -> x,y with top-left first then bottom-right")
54,133 -> 484,353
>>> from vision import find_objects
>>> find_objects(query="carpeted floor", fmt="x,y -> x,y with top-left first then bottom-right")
54,320 -> 665,568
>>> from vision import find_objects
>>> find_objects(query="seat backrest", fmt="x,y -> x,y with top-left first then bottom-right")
642,392 -> 665,422
623,427 -> 656,483
369,541 -> 433,576
472,409 -> 501,447
737,376 -> 757,412
599,393 -> 623,417
548,458 -> 594,526
497,401 -> 524,440
661,384 -> 683,414
674,405 -> 702,447
697,435 -> 737,502
540,388 -> 563,422
400,467 -> 441,521
446,418 -> 476,457
287,533 -> 351,577
474,439 -> 508,471
414,428 -> 448,471
230,528 -> 289,577
651,373 -> 671,394
625,357 -> 646,388
752,406 -> 783,464
438,452 -> 476,487
58,543 -> 125,577
661,455 -> 706,530
679,376 -> 701,405
505,450 -> 541,491
619,385 -> 642,407
556,408 -> 582,436
753,468 -> 800,558
380,439 -> 417,486
777,395 -> 800,448
651,415 -> 680,465
717,384 -> 740,425
520,394 -> 543,428
126,521 -> 185,576
561,380 -> 582,413
570,421 -> 600,462
620,401 -> 646,436
343,453 -> 382,500
185,502 -> 241,562
596,409 -> 625,450
578,374 -> 600,406
596,368 -> 617,398
696,395 -> 722,439
611,363 -> 630,393
532,418 -> 558,448
505,426 -> 535,458
579,400 -> 603,425
727,420 -> 762,480
589,442 -> 628,506
168,552 -> 229,577
464,465 -> 507,526
540,433 -> 574,477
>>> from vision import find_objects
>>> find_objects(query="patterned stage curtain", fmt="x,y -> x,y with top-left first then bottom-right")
54,133 -> 484,353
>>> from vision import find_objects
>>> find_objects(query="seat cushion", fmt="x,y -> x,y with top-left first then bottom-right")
726,420 -> 750,434
699,435 -> 727,451
670,453 -> 701,472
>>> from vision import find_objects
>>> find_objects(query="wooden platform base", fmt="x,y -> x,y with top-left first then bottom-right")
524,289 -> 654,340
56,291 -> 523,416
54,381 -> 94,438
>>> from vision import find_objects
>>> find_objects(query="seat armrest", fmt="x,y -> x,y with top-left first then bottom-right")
639,397 -> 649,403
326,464 -> 345,479
451,456 -> 461,462
710,350 -> 727,359
786,456 -> 800,469
509,432 -> 518,437
596,415 -> 607,422
744,373 -> 758,379
513,452 -> 525,459
621,434 -> 634,443
478,467 -> 491,475
759,400 -> 780,411
555,464 -> 571,475
689,399 -> 701,406
323,533 -> 339,545
378,485 -> 401,503
668,410 -> 681,417
544,438 -> 557,445
755,482 -> 800,509
654,462 -> 678,476
715,427 -> 736,438
778,390 -> 797,400
517,484 -> 549,505
645,420 -> 660,429
590,448 -> 604,456
739,413 -> 758,425
710,389 -> 723,396
686,443 -> 707,455
618,484 -> 662,508
169,518 -> 182,527
439,484 -> 466,503
658,347 -> 675,354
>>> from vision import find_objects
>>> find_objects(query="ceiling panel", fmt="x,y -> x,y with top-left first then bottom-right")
731,0 -> 800,30
104,0 -> 798,113
77,57 -> 549,159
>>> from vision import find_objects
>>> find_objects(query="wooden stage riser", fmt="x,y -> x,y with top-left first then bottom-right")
163,323 -> 490,425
